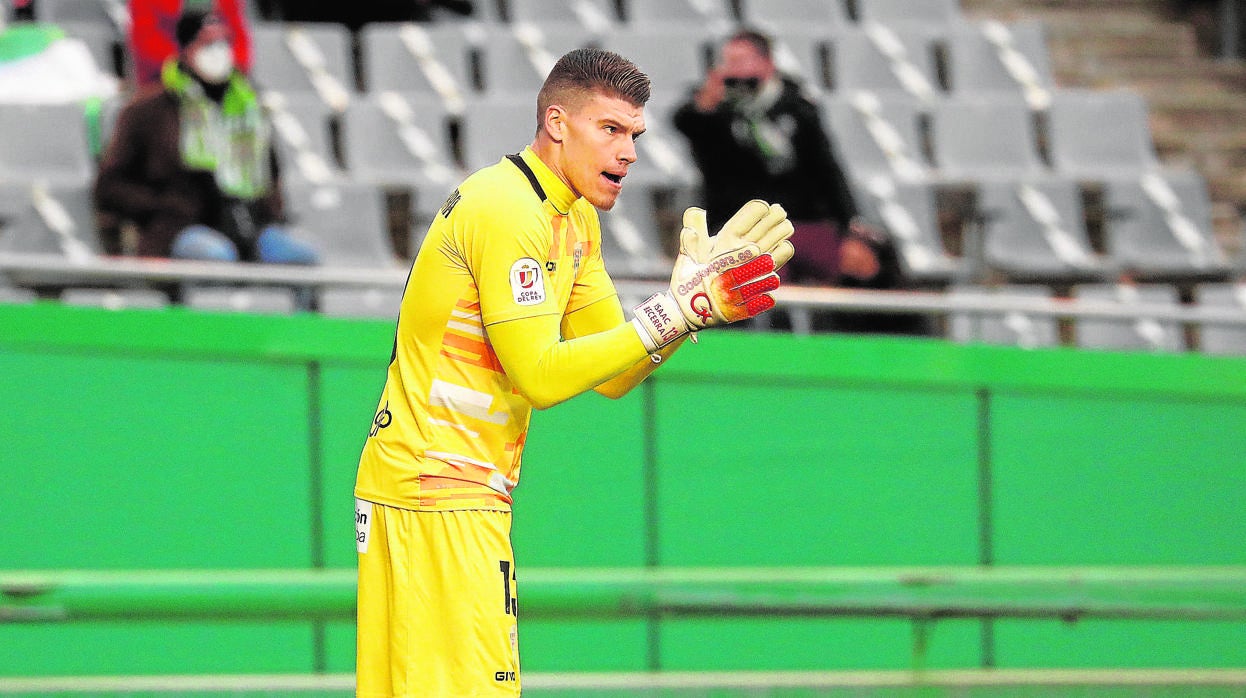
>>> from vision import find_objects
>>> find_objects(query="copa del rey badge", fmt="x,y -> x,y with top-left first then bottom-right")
510,257 -> 546,305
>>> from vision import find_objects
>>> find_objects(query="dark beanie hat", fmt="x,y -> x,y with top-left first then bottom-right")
175,9 -> 213,49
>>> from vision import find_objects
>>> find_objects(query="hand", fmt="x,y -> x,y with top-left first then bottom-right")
630,200 -> 795,351
693,68 -> 726,112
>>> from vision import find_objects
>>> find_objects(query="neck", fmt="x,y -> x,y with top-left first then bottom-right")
530,134 -> 578,199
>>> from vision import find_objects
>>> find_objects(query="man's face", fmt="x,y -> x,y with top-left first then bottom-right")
553,91 -> 646,211
718,39 -> 775,100
185,17 -> 234,84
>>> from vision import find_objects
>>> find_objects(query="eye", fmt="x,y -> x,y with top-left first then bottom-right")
604,125 -> 618,134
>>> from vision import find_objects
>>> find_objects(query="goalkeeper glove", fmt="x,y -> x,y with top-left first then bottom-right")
631,200 -> 795,352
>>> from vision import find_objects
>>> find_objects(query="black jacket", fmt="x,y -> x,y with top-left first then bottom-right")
673,76 -> 858,231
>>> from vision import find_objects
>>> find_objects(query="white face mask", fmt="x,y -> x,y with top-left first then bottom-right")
192,41 -> 234,84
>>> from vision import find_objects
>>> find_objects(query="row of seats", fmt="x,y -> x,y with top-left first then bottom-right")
3,279 -> 1242,356
947,282 -> 1246,355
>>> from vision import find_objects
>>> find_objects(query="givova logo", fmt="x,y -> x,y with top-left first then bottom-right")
494,671 -> 517,682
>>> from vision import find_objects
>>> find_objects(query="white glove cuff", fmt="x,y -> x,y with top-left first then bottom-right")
630,292 -> 688,353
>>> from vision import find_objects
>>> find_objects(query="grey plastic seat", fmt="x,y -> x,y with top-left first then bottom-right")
0,103 -> 95,186
250,22 -> 354,107
738,0 -> 850,35
0,182 -> 99,258
319,286 -> 404,319
58,20 -> 121,77
947,284 -> 1059,348
627,97 -> 701,189
1102,169 -> 1229,278
341,93 -> 458,195
184,286 -> 298,315
822,92 -> 927,183
946,21 -> 1053,107
929,96 -> 1046,181
61,287 -> 170,310
35,0 -> 123,24
459,97 -> 539,172
1073,283 -> 1185,352
601,30 -> 712,97
1196,283 -> 1246,356
0,286 -> 37,304
830,27 -> 939,101
856,178 -> 963,282
359,23 -> 475,101
507,0 -> 617,34
621,0 -> 733,37
264,92 -> 342,184
854,0 -> 965,34
283,180 -> 400,268
976,176 -> 1106,281
477,23 -> 598,96
597,186 -> 674,279
1047,89 -> 1160,180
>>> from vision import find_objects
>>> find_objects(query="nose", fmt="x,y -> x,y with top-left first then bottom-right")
619,137 -> 637,165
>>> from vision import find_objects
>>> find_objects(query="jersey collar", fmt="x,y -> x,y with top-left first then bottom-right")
519,146 -> 578,215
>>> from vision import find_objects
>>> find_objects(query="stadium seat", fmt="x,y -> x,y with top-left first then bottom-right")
769,29 -> 834,94
929,96 -> 1047,181
0,182 -> 99,259
975,177 -> 1107,281
35,0 -> 124,25
250,22 -> 354,110
358,23 -> 475,104
945,20 -> 1054,109
61,287 -> 170,310
0,103 -> 95,186
1073,283 -> 1186,352
1102,169 -> 1230,279
1047,89 -> 1160,180
57,20 -> 122,78
1195,283 -> 1246,356
628,96 -> 701,190
822,92 -> 928,184
620,0 -> 733,37
596,188 -> 673,279
283,180 -> 401,268
458,97 -> 539,172
476,22 -> 598,96
855,178 -> 964,282
318,286 -> 404,319
0,286 -> 37,304
947,284 -> 1059,348
263,92 -> 342,185
340,92 -> 459,193
854,0 -> 965,33
600,29 -> 713,96
183,285 -> 299,314
737,0 -> 850,36
506,0 -> 618,35
830,26 -> 940,102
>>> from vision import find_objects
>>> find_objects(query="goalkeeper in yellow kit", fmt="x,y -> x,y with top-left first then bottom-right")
353,47 -> 794,697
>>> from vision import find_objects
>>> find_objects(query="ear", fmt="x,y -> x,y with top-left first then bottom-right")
542,104 -> 568,143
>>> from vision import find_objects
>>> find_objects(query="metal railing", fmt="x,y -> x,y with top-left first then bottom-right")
3,252 -> 1246,328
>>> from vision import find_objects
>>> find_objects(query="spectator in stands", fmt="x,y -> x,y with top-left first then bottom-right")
270,0 -> 474,31
94,9 -> 317,265
673,27 -> 925,334
129,0 -> 252,87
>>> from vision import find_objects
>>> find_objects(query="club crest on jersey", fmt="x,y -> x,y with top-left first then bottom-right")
510,257 -> 546,305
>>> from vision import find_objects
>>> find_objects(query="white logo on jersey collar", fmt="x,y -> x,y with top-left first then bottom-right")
510,257 -> 546,306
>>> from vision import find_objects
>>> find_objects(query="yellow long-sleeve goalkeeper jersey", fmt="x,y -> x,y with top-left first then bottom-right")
354,147 -> 648,512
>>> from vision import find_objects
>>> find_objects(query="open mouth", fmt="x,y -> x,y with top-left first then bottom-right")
602,172 -> 624,185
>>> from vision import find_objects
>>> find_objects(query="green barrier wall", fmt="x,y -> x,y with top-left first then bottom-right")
1,302 -> 1244,676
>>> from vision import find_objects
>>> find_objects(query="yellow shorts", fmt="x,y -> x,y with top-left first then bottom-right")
355,499 -> 521,697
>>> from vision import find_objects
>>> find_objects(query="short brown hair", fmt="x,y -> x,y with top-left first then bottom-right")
536,48 -> 651,132
728,27 -> 773,60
